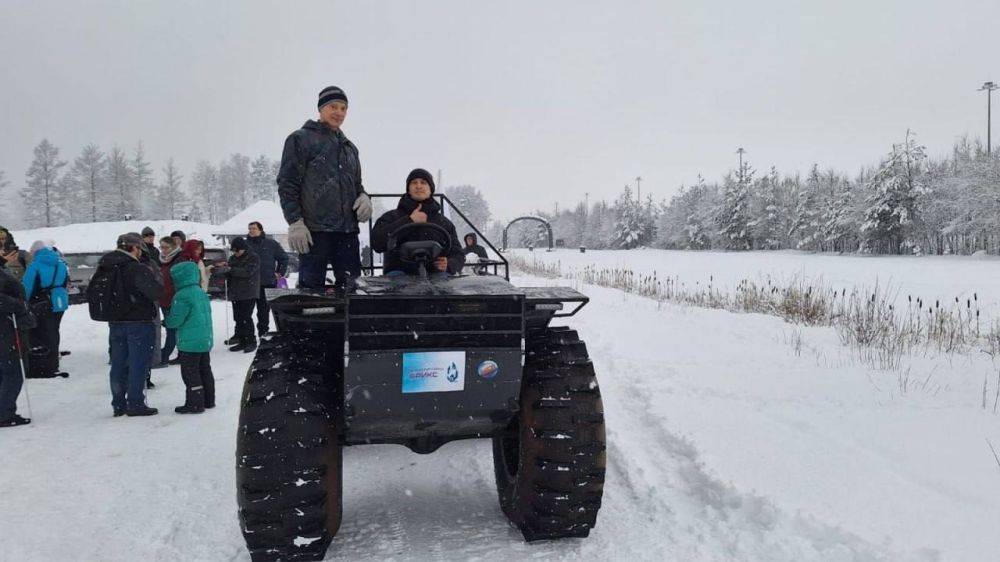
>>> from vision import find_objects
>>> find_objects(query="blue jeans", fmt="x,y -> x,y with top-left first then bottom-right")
298,232 -> 361,288
0,358 -> 23,420
109,322 -> 155,411
160,306 -> 177,361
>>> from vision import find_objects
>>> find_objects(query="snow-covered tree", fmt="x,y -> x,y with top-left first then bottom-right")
158,159 -> 187,220
716,165 -> 754,250
65,144 -> 113,223
132,141 -> 155,217
189,160 -> 218,223
20,139 -> 67,227
106,146 -> 136,220
860,130 -> 927,254
612,184 -> 644,249
442,185 -> 491,233
218,153 -> 252,218
249,155 -> 276,203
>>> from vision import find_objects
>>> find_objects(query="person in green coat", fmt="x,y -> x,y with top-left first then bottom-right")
164,261 -> 215,414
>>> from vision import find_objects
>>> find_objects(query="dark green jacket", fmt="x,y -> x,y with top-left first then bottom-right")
165,262 -> 213,353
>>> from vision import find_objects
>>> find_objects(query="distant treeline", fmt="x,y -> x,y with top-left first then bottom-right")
504,132 -> 1000,255
3,139 -> 279,228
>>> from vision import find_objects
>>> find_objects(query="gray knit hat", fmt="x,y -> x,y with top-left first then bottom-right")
318,86 -> 348,109
117,232 -> 144,249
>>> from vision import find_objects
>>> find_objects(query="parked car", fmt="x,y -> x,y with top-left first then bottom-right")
61,252 -> 104,304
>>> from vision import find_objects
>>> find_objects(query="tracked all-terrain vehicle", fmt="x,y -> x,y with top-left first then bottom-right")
236,195 -> 606,561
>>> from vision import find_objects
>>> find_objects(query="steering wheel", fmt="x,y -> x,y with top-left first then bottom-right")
387,222 -> 453,264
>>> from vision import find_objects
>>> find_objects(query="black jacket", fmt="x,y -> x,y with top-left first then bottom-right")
371,196 -> 466,275
0,267 -> 34,362
246,235 -> 288,288
277,120 -> 364,234
462,233 -> 489,259
224,251 -> 260,301
98,250 -> 164,323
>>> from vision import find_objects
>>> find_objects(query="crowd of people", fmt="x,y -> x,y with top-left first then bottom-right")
0,223 -> 289,425
0,83 -> 494,428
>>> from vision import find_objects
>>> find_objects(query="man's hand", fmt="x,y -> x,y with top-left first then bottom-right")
288,219 -> 313,254
434,256 -> 448,272
353,193 -> 373,222
1,249 -> 18,264
409,204 -> 427,224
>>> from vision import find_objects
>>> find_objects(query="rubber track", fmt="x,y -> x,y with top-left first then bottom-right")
493,327 -> 607,541
236,332 -> 342,562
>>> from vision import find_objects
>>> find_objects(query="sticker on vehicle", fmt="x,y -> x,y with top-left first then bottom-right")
402,351 -> 466,393
477,360 -> 500,379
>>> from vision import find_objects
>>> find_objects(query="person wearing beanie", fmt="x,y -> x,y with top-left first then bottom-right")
218,237 -> 260,352
371,168 -> 465,276
170,230 -> 186,248
276,84 -> 371,289
141,227 -> 160,262
157,236 -> 184,367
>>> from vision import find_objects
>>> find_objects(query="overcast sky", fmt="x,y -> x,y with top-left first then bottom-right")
2,0 -> 999,221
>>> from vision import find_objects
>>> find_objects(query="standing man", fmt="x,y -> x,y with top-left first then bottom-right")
218,237 -> 260,353
0,265 -> 35,427
277,85 -> 372,289
141,227 -> 160,262
91,233 -> 164,417
246,221 -> 288,336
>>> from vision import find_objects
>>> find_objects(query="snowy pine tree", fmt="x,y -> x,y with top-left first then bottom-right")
64,144 -> 113,223
612,185 -> 644,249
106,146 -> 136,220
20,139 -> 68,227
860,130 -> 927,254
132,141 -> 155,217
442,185 -> 491,233
716,164 -> 754,250
158,159 -> 188,220
218,154 -> 252,218
249,155 -> 275,203
189,160 -> 218,223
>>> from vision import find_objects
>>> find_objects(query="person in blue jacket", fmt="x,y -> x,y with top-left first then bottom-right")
22,243 -> 70,378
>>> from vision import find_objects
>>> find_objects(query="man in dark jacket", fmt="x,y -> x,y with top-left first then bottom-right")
0,226 -> 30,281
219,237 -> 261,353
372,169 -> 465,276
141,227 -> 160,262
462,233 -> 488,259
0,266 -> 35,427
246,221 -> 288,336
99,233 -> 164,417
157,237 -> 184,365
277,85 -> 372,289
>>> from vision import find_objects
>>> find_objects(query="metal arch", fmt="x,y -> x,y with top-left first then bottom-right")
502,216 -> 553,251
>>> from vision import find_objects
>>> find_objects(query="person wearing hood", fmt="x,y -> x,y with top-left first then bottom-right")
371,168 -> 465,276
158,237 -> 184,365
164,261 -> 215,414
93,233 -> 164,416
179,239 -> 209,291
277,85 -> 372,289
22,243 -> 70,378
0,226 -> 30,281
462,233 -> 488,260
0,266 -> 36,427
246,221 -> 288,336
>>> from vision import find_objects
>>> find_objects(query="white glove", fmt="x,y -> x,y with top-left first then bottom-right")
353,193 -> 373,223
288,219 -> 313,254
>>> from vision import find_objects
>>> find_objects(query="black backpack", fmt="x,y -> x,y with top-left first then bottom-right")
87,261 -> 131,321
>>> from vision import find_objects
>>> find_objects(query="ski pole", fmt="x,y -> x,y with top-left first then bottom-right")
10,313 -> 33,420
224,279 -> 231,340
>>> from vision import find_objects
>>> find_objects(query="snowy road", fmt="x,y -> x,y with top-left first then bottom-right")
1,271 -> 994,561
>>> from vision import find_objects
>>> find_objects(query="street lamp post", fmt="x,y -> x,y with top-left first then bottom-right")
980,82 -> 998,156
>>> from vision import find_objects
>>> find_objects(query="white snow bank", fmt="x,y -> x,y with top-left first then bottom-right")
11,220 -> 224,253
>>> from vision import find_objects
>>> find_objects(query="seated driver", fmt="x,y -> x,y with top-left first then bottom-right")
371,168 -> 466,276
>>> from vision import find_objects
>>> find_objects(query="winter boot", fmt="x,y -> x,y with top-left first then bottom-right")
228,340 -> 246,352
175,405 -> 205,414
0,415 -> 31,427
126,405 -> 159,417
242,338 -> 257,353
224,336 -> 240,345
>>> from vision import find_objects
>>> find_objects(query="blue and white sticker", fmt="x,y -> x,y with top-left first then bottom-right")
477,360 -> 500,380
402,351 -> 466,393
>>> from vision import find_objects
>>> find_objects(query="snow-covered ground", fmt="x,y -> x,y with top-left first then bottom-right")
11,220 -> 225,252
510,248 -> 1000,317
2,250 -> 998,561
